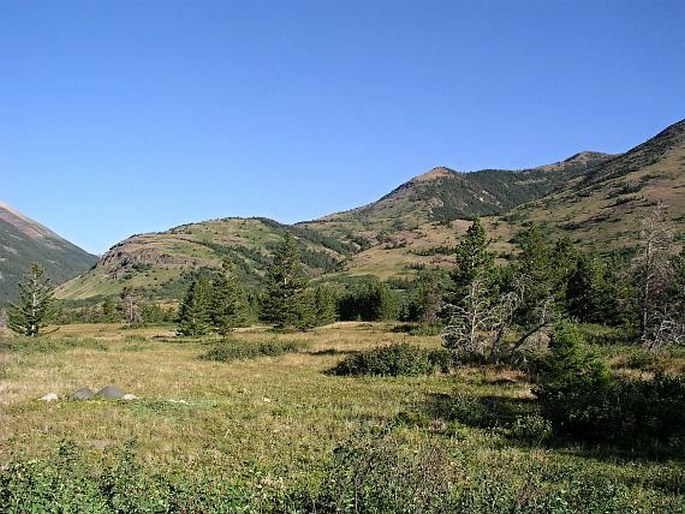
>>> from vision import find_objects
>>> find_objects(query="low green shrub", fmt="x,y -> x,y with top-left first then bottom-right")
536,321 -> 685,455
0,335 -> 108,353
200,337 -> 305,362
2,435 -> 683,513
0,441 -> 255,513
328,342 -> 451,377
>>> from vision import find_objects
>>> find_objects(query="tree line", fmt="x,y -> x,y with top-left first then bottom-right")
4,205 -> 683,349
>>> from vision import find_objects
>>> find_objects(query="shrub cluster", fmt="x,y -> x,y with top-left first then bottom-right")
536,322 -> 685,454
201,338 -> 305,362
328,342 -> 454,377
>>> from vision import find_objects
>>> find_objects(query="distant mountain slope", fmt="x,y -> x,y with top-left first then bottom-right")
55,217 -> 353,301
0,201 -> 97,306
509,119 -> 685,248
299,151 -> 612,249
56,118 -> 684,301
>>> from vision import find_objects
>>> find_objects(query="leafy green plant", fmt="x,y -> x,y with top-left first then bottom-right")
328,342 -> 453,377
201,337 -> 305,362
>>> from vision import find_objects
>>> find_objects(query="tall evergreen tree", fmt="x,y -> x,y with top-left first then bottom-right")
449,218 -> 494,296
443,219 -> 500,357
177,276 -> 212,336
261,232 -> 309,329
210,258 -> 248,334
7,262 -> 54,337
565,250 -> 623,325
312,283 -> 338,326
510,225 -> 562,347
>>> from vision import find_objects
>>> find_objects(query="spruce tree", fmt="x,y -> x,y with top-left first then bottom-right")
210,258 -> 248,334
511,225 -> 562,346
261,232 -> 309,329
177,276 -> 212,336
449,218 -> 494,294
7,262 -> 54,337
312,283 -> 338,326
443,219 -> 499,357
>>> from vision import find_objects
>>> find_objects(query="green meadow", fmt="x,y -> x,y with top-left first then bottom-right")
1,322 -> 683,513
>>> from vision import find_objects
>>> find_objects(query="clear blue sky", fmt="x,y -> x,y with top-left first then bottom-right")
2,1 -> 683,255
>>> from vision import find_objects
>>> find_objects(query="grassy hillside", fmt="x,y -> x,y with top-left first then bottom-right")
300,152 -> 611,247
56,119 -> 685,301
55,217 -> 354,301
506,119 -> 685,248
0,201 -> 97,306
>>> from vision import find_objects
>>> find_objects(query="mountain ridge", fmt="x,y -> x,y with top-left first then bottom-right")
55,118 -> 685,301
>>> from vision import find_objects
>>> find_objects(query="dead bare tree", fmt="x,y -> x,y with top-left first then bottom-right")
632,202 -> 681,350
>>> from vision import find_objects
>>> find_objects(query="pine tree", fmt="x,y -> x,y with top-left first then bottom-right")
210,258 -> 248,335
261,232 -> 309,329
510,225 -> 562,347
443,219 -> 500,357
177,277 -> 212,336
449,218 -> 494,295
312,283 -> 338,326
7,262 -> 54,337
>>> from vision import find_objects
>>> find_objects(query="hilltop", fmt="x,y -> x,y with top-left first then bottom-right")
510,119 -> 685,247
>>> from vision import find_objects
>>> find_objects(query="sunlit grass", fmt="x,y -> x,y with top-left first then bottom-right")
1,322 -> 683,511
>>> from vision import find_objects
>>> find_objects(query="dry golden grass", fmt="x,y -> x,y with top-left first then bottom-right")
0,323 -> 461,471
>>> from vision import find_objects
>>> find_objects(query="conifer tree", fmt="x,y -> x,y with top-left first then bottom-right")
443,219 -> 500,356
210,258 -> 248,334
261,232 -> 309,329
177,276 -> 212,336
312,283 -> 338,326
510,225 -> 562,347
449,218 -> 494,296
7,262 -> 54,337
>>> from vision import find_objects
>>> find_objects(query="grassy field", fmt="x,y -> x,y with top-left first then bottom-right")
1,322 -> 683,512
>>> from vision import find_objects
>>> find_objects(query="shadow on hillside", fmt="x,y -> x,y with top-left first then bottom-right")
423,392 -> 537,432
306,348 -> 356,356
417,392 -> 684,464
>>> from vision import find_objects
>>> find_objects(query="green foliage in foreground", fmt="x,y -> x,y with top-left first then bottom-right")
1,433 -> 683,514
329,342 -> 455,377
200,338 -> 306,362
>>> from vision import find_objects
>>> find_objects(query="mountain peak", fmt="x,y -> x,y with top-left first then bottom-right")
412,166 -> 457,183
